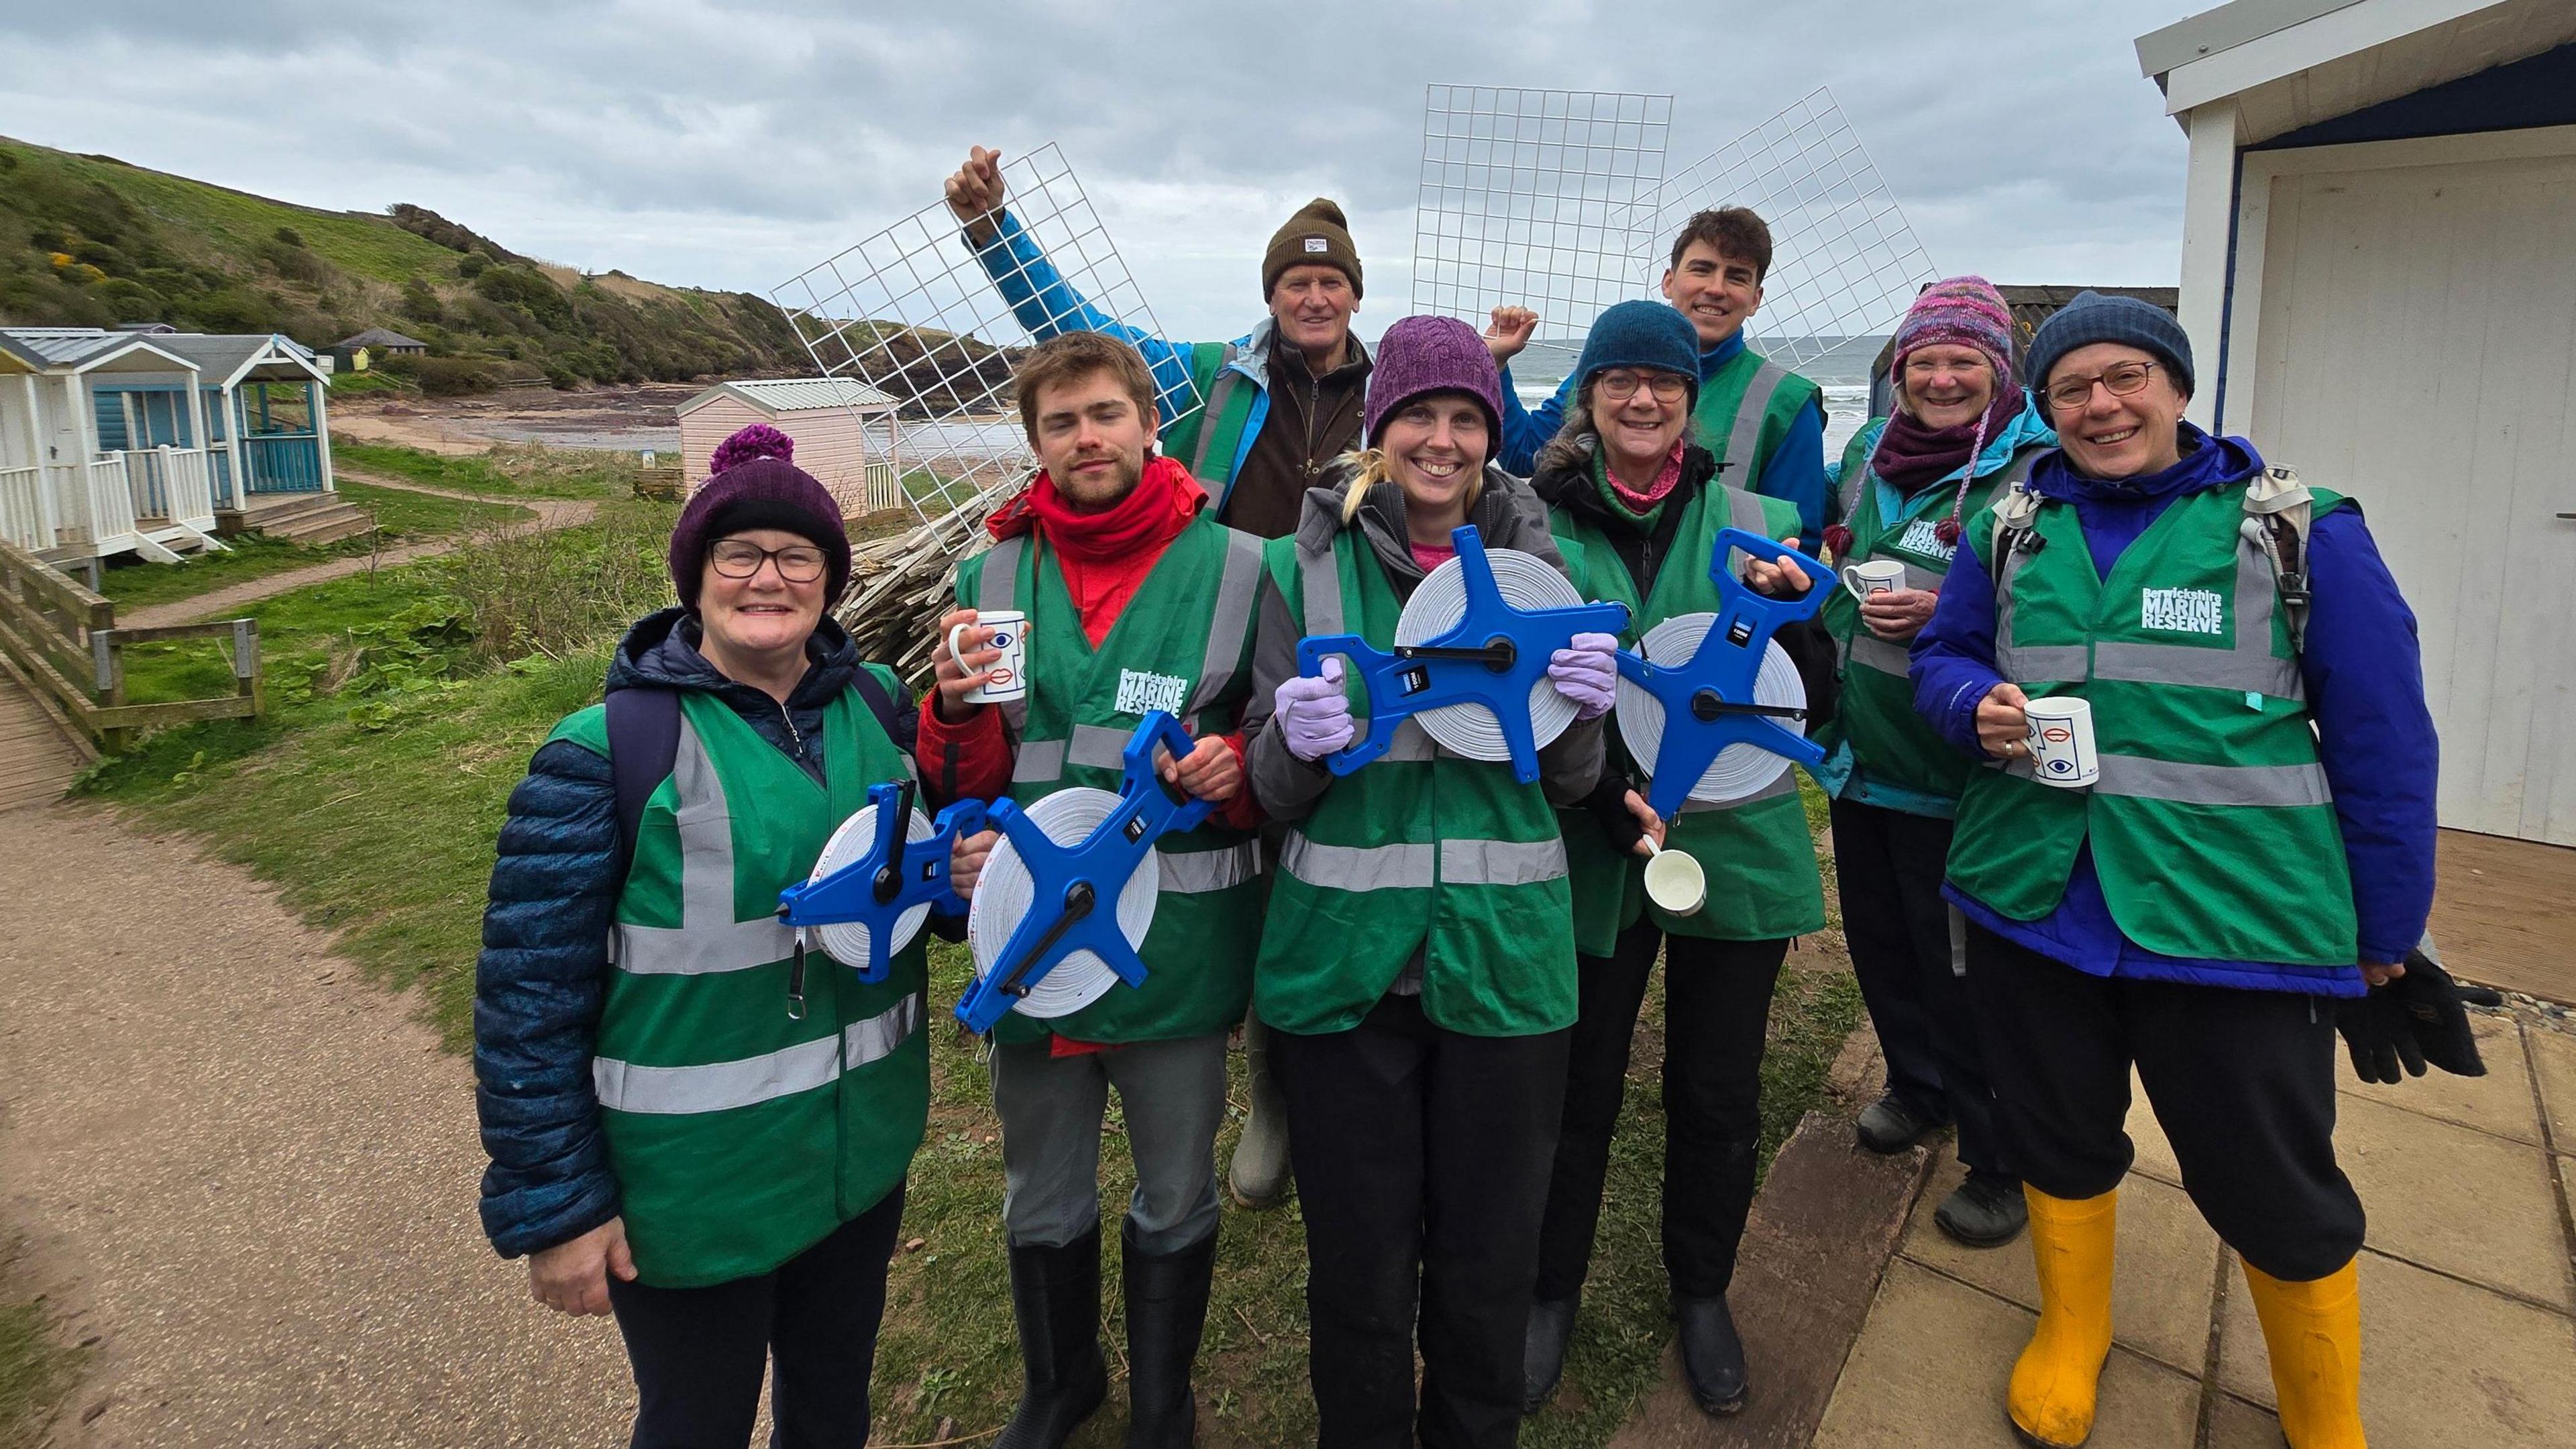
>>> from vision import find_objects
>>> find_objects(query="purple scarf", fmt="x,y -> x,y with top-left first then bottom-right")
1868,388 -> 2023,496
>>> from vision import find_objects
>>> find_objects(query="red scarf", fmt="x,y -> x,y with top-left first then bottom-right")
986,455 -> 1206,644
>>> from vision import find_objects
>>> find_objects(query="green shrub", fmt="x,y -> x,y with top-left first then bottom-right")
412,356 -> 495,396
398,277 -> 442,325
455,252 -> 487,279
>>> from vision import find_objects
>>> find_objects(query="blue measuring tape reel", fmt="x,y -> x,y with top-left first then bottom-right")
777,777 -> 983,1010
1295,524 -> 1629,784
1615,527 -> 1831,822
955,711 -> 1215,1035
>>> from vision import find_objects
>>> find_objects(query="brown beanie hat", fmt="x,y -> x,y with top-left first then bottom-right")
1263,198 -> 1362,300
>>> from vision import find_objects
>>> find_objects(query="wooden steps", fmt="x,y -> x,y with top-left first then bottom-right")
215,494 -> 377,547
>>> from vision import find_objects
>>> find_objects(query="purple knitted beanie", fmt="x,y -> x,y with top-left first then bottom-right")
1364,315 -> 1505,449
669,426 -> 852,609
1890,276 -> 2018,393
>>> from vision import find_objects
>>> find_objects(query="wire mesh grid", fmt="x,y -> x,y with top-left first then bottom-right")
771,144 -> 1197,524
1642,89 -> 1937,375
1409,85 -> 1673,375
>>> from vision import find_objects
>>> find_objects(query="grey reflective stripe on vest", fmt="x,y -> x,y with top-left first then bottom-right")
1722,361 -> 1792,476
977,535 -> 1030,736
1994,529 -> 2302,699
592,993 -> 924,1116
1677,766 -> 1801,812
1012,722 -> 1133,786
1299,541 -> 1344,635
2005,752 -> 2332,808
1439,837 -> 1568,885
1187,345 -> 1244,480
1159,839 -> 1263,894
1282,833 -> 1434,891
1183,527 -> 1265,731
1846,631 -> 1911,677
614,713 -> 797,977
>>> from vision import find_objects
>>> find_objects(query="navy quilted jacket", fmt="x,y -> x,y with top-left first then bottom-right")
472,607 -> 868,1259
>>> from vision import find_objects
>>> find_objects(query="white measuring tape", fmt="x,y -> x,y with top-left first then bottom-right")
1393,546 -> 1587,763
1613,612 -> 1806,804
965,788 -> 1160,1019
804,802 -> 938,975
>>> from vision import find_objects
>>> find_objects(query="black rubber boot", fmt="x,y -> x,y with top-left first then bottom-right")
1120,1219 -> 1216,1449
1676,1295 -> 1748,1417
1521,1297 -> 1578,1413
997,1226 -> 1109,1449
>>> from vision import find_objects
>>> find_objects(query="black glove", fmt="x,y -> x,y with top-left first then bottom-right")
1581,773 -> 1644,856
2334,950 -> 2504,1084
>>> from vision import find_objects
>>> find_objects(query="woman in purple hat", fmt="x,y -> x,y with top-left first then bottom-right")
472,426 -> 930,1448
1238,315 -> 1619,1449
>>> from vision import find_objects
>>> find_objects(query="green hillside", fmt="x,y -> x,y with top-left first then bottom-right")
0,137 -> 806,391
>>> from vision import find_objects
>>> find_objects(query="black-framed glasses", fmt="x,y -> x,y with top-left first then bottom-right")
2045,360 -> 2159,413
1596,370 -> 1690,404
708,539 -> 827,583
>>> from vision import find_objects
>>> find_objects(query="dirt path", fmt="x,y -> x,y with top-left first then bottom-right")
119,477 -> 599,631
0,801 -> 631,1448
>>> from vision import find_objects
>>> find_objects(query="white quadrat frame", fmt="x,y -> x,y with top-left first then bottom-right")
772,144 -> 1199,526
1410,85 -> 1675,382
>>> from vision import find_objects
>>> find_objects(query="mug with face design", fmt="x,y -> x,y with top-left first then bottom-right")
1840,557 -> 1907,601
947,610 -> 1028,706
2021,695 -> 2099,789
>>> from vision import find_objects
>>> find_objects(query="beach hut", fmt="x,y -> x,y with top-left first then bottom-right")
2138,0 -> 2576,851
677,378 -> 903,516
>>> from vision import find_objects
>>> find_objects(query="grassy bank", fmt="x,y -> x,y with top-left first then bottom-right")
333,440 -> 643,500
0,1244 -> 83,1449
95,482 -> 533,614
72,482 -> 1865,1446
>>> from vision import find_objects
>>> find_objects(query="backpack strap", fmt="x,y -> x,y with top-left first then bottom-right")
2239,464 -> 2315,651
604,686 -> 683,894
848,665 -> 916,755
1984,471 -> 2049,584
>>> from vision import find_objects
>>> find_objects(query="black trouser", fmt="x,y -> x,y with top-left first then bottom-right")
606,1184 -> 908,1449
1272,993 -> 1570,1449
1966,923 -> 2365,1281
1829,798 -> 2012,1179
1534,922 -> 1788,1304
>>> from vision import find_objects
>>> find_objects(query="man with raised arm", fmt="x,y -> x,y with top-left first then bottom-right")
945,144 -> 1366,1210
1485,207 -> 1831,552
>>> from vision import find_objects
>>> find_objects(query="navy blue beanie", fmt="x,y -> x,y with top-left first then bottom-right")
2025,291 -> 2194,400
1571,300 -> 1701,403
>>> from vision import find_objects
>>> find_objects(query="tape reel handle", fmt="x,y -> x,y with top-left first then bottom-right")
1711,527 -> 1834,625
1127,710 -> 1216,833
1296,633 -> 1393,776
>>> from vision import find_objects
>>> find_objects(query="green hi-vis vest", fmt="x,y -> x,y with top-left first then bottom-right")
1819,429 -> 2045,800
551,680 -> 929,1289
1548,482 -> 1827,955
1163,342 -> 1260,495
1255,526 -> 1580,1037
1948,481 -> 2359,966
954,513 -> 1267,1044
1694,347 -> 1822,490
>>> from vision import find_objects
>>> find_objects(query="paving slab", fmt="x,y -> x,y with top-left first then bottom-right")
2216,1248 -> 2576,1444
1898,1155 -> 2221,1375
2121,1069 -> 2183,1187
2202,1391 -> 2283,1448
2530,1024 -> 2576,1151
2333,1093 -> 2572,1309
1813,1258 -> 2200,1448
2340,1010 -> 2540,1146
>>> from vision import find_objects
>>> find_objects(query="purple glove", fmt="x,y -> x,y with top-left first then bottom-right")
1276,656 -> 1357,762
1549,631 -> 1620,721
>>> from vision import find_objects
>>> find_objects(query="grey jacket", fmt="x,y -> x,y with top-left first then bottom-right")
1242,464 -> 1605,823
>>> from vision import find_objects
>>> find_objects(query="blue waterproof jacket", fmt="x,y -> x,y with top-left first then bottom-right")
472,608 -> 865,1259
1909,426 -> 2438,993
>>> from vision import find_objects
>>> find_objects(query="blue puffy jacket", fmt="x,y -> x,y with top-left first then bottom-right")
472,608 -> 867,1259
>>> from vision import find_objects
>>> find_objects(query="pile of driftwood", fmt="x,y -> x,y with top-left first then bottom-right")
835,494 -> 1002,684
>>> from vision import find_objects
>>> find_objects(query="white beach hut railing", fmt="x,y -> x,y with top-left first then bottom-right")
0,466 -> 46,552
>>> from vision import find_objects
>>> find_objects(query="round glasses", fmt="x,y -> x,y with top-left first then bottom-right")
1597,370 -> 1690,404
2045,360 -> 2160,413
708,539 -> 827,584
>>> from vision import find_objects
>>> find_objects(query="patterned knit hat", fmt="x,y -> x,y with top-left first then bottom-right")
1363,315 -> 1503,449
668,426 -> 852,610
1890,276 -> 2017,394
1263,198 -> 1364,300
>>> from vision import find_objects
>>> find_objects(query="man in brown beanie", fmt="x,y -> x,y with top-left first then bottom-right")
947,145 -> 1371,1209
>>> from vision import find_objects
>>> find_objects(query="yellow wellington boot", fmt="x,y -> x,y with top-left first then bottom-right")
2242,1257 -> 2365,1448
2006,1187 -> 2118,1448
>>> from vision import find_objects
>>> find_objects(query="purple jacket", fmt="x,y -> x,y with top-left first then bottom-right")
1907,425 -> 2436,995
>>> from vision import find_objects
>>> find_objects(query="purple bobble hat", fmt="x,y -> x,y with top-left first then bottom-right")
667,425 -> 854,609
1364,315 -> 1505,447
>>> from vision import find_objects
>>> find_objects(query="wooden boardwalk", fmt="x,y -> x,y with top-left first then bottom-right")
0,666 -> 87,812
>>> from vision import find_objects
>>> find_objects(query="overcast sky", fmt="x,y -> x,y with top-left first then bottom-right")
3,1 -> 2204,344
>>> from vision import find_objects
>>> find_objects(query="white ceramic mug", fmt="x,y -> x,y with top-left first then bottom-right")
1642,839 -> 1707,915
2022,695 -> 2099,788
947,609 -> 1029,706
1840,557 -> 1907,601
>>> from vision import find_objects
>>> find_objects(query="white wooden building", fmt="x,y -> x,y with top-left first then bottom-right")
678,378 -> 902,516
2139,0 -> 2576,846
